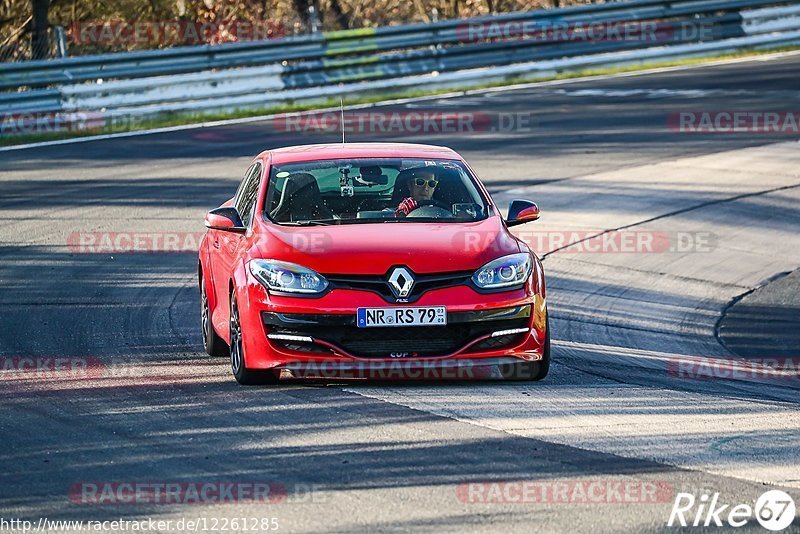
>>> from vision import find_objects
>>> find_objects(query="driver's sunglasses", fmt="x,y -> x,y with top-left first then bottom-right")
414,178 -> 438,188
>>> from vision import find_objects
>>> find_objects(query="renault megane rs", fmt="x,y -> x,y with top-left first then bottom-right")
199,143 -> 549,384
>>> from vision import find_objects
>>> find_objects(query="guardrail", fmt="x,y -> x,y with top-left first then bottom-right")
1,0 -> 799,125
0,0 -> 754,88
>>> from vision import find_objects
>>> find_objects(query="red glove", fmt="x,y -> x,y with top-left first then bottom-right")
395,197 -> 419,218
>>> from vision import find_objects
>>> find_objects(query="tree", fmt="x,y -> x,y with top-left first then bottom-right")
293,0 -> 311,26
30,0 -> 48,59
323,0 -> 349,30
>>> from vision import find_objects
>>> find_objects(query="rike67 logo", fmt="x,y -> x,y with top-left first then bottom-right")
668,490 -> 796,531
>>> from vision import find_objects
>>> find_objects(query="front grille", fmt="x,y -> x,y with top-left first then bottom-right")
264,308 -> 531,358
326,270 -> 472,303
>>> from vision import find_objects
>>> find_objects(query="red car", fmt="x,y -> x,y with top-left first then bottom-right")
199,143 -> 548,385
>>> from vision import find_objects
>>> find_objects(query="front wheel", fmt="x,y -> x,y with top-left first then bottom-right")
201,278 -> 229,357
500,314 -> 551,381
229,293 -> 280,386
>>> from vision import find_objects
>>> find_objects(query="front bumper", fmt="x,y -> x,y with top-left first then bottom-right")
238,275 -> 546,371
263,304 -> 533,358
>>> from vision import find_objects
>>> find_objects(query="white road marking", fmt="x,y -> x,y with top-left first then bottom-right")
550,88 -> 800,98
553,89 -> 714,98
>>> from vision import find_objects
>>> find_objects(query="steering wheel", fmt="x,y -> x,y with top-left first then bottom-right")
405,199 -> 453,218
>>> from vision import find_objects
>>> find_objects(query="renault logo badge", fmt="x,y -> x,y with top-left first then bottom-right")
387,267 -> 415,299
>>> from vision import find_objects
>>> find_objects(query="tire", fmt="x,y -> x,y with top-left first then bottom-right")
201,278 -> 229,357
500,314 -> 551,381
229,293 -> 280,386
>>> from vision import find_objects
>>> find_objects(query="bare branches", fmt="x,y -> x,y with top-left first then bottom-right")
1,0 -> 587,59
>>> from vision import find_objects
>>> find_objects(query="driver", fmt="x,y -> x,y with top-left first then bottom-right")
395,167 -> 439,218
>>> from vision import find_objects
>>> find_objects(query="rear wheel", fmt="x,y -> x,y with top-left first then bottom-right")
500,314 -> 551,381
201,278 -> 228,357
229,293 -> 280,386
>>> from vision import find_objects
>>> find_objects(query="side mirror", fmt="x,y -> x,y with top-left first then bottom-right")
506,199 -> 540,227
205,207 -> 246,233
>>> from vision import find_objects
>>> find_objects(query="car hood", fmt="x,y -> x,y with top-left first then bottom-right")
255,217 -> 521,275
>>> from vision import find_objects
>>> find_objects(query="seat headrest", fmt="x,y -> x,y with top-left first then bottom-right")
283,173 -> 319,197
359,165 -> 382,177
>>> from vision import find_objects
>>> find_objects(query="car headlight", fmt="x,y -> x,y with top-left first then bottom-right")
472,253 -> 533,290
250,260 -> 328,294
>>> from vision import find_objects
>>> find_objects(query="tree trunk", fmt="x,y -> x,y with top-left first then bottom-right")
450,0 -> 460,19
412,0 -> 431,22
30,0 -> 49,59
293,0 -> 311,25
325,0 -> 349,30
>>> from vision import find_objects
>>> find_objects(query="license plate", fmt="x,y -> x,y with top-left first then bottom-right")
357,306 -> 447,328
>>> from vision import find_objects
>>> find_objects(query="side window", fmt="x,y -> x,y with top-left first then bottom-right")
234,163 -> 262,227
234,164 -> 256,205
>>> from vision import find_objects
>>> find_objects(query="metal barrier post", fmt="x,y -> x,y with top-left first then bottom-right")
54,26 -> 68,58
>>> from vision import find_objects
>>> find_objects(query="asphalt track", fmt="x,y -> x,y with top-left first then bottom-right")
1,53 -> 799,533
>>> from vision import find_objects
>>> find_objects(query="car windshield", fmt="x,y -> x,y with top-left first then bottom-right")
264,158 -> 489,225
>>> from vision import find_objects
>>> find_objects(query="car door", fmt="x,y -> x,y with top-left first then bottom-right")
211,162 -> 263,336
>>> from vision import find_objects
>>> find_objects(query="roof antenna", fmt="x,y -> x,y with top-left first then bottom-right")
340,98 -> 346,144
